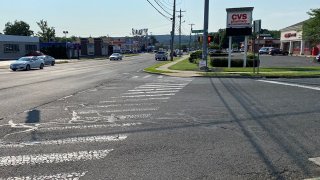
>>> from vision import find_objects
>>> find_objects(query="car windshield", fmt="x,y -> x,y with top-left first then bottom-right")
17,57 -> 31,61
157,52 -> 165,54
112,53 -> 119,56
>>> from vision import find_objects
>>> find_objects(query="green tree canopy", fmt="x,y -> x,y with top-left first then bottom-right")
3,20 -> 34,36
303,8 -> 320,46
261,29 -> 281,39
37,20 -> 56,42
150,36 -> 159,45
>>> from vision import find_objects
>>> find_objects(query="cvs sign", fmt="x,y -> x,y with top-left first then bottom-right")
226,7 -> 253,28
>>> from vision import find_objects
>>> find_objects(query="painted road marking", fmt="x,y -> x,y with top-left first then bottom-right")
96,103 -> 155,107
0,149 -> 113,166
78,108 -> 158,114
143,75 -> 152,79
105,97 -> 170,102
158,75 -> 163,79
123,90 -> 179,95
40,122 -> 142,132
258,80 -> 320,91
132,76 -> 139,79
0,135 -> 127,148
81,114 -> 151,122
304,178 -> 320,180
309,157 -> 320,166
128,88 -> 182,92
2,171 -> 87,180
122,94 -> 175,98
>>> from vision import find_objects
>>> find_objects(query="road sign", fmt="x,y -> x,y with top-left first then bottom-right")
253,20 -> 261,33
192,29 -> 204,33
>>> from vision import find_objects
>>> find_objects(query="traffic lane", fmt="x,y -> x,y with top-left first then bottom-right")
0,76 -> 319,179
259,55 -> 318,67
151,77 -> 320,179
0,54 -> 154,89
0,54 -> 156,122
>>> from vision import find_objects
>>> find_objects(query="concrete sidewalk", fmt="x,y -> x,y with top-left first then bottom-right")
155,56 -> 203,77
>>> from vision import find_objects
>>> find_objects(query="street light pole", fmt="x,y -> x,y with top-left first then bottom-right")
63,31 -> 68,59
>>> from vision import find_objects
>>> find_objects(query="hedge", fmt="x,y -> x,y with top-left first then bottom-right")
210,58 -> 260,67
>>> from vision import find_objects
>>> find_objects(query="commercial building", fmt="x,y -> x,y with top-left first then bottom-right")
0,35 -> 39,59
247,34 -> 281,52
280,21 -> 312,55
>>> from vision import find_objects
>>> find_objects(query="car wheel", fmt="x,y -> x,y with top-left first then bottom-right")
26,65 -> 30,71
40,63 -> 44,69
51,61 -> 55,66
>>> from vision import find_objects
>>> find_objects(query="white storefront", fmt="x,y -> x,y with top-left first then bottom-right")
280,21 -> 311,55
0,35 -> 39,59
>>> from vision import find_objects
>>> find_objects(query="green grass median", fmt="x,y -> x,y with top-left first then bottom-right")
144,57 -> 182,74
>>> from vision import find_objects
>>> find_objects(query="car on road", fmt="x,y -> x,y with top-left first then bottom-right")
316,54 -> 320,62
155,51 -> 168,61
259,47 -> 273,54
109,53 -> 123,60
269,48 -> 289,56
10,56 -> 45,71
38,55 -> 55,66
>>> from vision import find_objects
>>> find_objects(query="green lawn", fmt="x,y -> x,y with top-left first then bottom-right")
168,58 -> 320,77
143,57 -> 184,74
169,58 -> 213,71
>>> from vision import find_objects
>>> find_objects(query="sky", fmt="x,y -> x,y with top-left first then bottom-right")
0,0 -> 317,37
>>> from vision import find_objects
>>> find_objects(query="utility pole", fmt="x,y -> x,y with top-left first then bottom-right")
202,0 -> 209,69
178,9 -> 186,56
189,23 -> 195,50
170,0 -> 176,61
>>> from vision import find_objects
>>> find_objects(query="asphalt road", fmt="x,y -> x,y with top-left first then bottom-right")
0,53 -> 320,179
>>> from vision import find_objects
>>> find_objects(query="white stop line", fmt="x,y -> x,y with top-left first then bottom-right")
257,80 -> 320,91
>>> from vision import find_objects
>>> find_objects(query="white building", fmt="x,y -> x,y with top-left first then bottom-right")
0,35 -> 39,59
280,21 -> 310,55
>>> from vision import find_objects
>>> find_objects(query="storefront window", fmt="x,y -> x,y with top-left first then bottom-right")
4,44 -> 20,53
293,41 -> 301,52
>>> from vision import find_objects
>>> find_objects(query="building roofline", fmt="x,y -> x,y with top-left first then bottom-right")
280,20 -> 308,32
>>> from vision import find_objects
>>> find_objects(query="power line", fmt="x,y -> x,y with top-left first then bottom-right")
146,0 -> 171,20
154,0 -> 172,16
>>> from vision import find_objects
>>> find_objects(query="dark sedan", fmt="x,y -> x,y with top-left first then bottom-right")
269,48 -> 289,56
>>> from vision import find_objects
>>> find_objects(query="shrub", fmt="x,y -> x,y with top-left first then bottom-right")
189,50 -> 202,63
210,58 -> 260,67
209,53 -> 228,57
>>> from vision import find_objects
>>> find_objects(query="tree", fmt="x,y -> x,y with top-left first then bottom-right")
150,36 -> 159,45
303,8 -> 320,46
3,20 -> 33,36
261,29 -> 281,39
37,20 -> 56,42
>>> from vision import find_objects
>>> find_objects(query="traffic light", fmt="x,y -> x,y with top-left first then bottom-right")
208,35 -> 213,43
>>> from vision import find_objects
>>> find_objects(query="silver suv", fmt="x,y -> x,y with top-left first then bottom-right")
155,51 -> 168,61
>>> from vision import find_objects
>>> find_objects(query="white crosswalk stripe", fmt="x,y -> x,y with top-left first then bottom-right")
0,135 -> 127,148
2,171 -> 87,180
143,75 -> 152,79
0,149 -> 113,167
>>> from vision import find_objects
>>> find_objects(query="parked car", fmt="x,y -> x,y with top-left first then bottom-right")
109,53 -> 123,60
38,55 -> 55,66
259,47 -> 273,54
10,56 -> 45,71
155,51 -> 168,61
269,48 -> 289,56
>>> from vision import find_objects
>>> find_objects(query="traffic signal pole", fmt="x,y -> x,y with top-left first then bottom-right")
202,0 -> 209,69
170,0 -> 176,61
